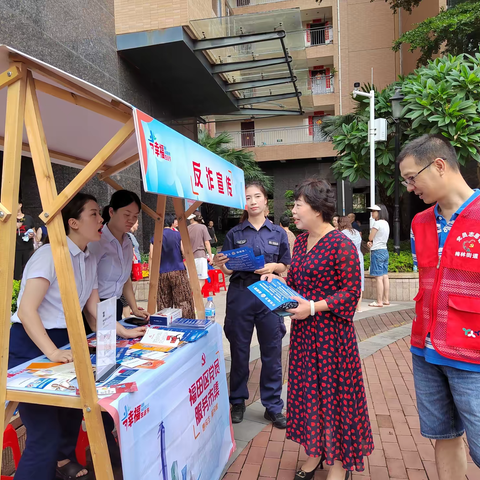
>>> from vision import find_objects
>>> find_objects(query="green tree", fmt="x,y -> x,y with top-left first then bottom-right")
393,0 -> 480,66
198,129 -> 273,229
328,53 -> 480,198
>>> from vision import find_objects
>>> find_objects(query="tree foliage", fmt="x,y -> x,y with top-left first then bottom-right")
327,53 -> 480,199
393,0 -> 480,66
198,129 -> 273,193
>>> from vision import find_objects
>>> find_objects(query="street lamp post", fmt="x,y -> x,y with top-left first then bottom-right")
390,87 -> 405,256
353,86 -> 376,209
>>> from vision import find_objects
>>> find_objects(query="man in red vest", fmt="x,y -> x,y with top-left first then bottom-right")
398,134 -> 480,480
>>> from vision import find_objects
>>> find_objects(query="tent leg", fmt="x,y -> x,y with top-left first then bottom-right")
0,67 -> 26,455
173,198 -> 206,319
24,71 -> 114,480
147,196 -> 166,313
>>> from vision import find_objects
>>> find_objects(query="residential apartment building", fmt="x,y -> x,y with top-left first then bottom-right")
115,0 -> 445,222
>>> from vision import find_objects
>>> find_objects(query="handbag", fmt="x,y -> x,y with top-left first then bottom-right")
360,241 -> 370,255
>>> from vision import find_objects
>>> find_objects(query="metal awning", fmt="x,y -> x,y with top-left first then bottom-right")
117,9 -> 309,120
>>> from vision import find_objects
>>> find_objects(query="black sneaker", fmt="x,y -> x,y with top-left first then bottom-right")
264,410 -> 287,429
231,403 -> 246,424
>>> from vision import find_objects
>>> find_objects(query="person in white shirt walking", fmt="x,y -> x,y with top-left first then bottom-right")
367,204 -> 390,307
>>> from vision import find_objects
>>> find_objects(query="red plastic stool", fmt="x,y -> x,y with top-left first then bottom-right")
208,269 -> 226,293
2,424 -> 21,479
201,280 -> 215,298
75,422 -> 89,467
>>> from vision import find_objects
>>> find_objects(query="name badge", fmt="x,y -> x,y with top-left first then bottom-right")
236,239 -> 247,245
268,240 -> 279,246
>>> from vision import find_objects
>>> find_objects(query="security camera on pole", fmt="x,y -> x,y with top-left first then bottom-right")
352,82 -> 387,228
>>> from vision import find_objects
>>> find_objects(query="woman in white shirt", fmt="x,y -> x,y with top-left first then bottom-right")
367,204 -> 391,307
338,215 -> 364,312
9,193 -> 145,480
88,190 -> 151,327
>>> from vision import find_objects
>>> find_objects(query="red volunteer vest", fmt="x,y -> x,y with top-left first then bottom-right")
412,196 -> 480,364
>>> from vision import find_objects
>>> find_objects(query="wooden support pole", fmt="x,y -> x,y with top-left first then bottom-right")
173,198 -> 206,319
0,65 -> 23,92
6,390 -> 83,409
40,117 -> 135,224
34,79 -> 132,123
10,53 -> 130,114
185,201 -> 203,218
101,176 -> 162,222
97,154 -> 139,180
147,196 -> 166,313
0,67 -> 27,451
24,71 -> 114,480
4,401 -> 18,427
0,136 -> 107,171
0,202 -> 12,222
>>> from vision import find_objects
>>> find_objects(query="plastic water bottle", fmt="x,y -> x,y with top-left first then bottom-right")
205,296 -> 216,323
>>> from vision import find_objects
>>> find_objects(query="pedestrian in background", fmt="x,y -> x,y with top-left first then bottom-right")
14,200 -> 35,280
207,220 -> 217,248
332,214 -> 339,229
279,214 -> 296,278
367,204 -> 390,307
339,215 -> 364,311
348,212 -> 362,231
399,134 -> 480,480
150,213 -> 194,317
187,212 -> 213,291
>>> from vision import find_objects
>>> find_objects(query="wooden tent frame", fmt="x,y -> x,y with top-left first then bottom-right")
0,56 -> 209,479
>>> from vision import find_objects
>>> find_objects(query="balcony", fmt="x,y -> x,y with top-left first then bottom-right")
223,125 -> 335,161
231,0 -> 288,6
304,26 -> 334,47
311,75 -> 334,94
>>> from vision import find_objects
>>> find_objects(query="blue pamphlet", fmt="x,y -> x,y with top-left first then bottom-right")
170,318 -> 213,330
221,246 -> 265,272
248,278 -> 306,317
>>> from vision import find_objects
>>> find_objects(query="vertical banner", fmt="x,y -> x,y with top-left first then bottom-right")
101,324 -> 234,480
96,297 -> 117,381
133,109 -> 246,210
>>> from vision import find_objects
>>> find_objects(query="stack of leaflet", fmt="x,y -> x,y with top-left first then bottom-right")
220,247 -> 265,272
248,278 -> 306,317
170,318 -> 213,330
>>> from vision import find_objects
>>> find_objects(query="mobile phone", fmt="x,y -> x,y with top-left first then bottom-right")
123,316 -> 149,326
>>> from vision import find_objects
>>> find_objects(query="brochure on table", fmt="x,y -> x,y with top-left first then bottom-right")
248,278 -> 306,316
221,246 -> 265,272
96,297 -> 117,381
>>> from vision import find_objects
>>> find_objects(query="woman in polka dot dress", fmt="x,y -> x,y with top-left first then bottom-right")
262,179 -> 373,480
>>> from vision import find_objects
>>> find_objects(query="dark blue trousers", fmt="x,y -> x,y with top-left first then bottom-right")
224,281 -> 286,414
9,324 -> 82,480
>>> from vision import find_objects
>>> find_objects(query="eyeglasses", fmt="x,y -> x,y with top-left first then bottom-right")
401,161 -> 436,187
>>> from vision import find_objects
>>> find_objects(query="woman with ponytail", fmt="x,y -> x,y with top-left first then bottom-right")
213,181 -> 291,429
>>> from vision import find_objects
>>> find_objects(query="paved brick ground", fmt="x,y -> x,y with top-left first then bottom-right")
224,311 -> 480,480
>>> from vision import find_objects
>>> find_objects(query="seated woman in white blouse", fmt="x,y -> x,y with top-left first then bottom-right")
87,190 -> 151,329
9,192 -> 145,480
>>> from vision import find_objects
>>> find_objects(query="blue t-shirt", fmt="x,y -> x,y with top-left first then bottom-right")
411,189 -> 480,372
151,229 -> 185,274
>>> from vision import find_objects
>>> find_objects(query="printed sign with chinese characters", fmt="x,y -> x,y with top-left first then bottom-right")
133,109 -> 246,209
96,297 -> 117,381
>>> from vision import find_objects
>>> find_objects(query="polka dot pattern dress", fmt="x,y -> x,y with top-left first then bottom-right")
286,230 -> 374,472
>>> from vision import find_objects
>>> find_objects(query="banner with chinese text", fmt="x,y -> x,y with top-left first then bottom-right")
100,323 -> 235,480
133,109 -> 246,209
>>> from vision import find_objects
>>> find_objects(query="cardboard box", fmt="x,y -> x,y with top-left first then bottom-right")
149,308 -> 182,326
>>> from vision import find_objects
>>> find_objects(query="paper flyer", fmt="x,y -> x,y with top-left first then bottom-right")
220,247 -> 265,272
96,297 -> 117,381
248,278 -> 306,317
140,328 -> 185,348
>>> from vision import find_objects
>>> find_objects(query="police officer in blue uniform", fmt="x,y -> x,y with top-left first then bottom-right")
214,181 -> 291,428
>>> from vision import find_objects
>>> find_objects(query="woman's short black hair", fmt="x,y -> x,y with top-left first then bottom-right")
279,214 -> 290,228
102,190 -> 141,223
62,192 -> 97,235
294,178 -> 336,223
164,213 -> 176,228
